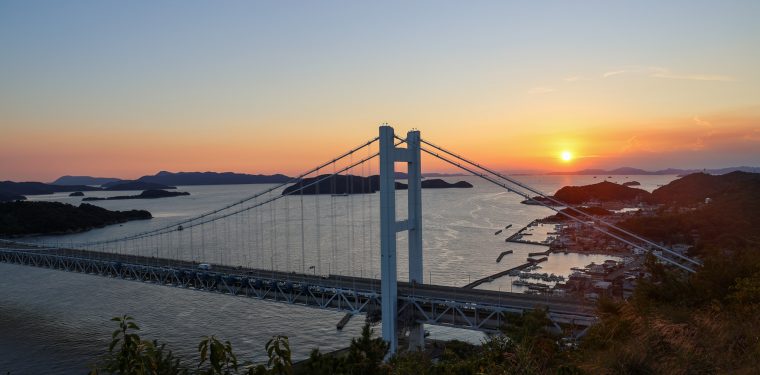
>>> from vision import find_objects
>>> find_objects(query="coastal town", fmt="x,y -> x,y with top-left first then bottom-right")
489,180 -> 701,302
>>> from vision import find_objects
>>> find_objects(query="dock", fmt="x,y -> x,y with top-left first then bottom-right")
496,250 -> 513,263
463,257 -> 548,289
528,249 -> 551,257
505,222 -> 533,243
336,313 -> 353,330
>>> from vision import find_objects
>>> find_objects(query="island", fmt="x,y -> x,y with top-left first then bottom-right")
521,181 -> 651,206
0,181 -> 101,196
102,181 -> 177,191
0,201 -> 151,236
0,192 -> 26,202
135,171 -> 293,185
69,191 -> 85,197
82,189 -> 190,201
418,179 -> 473,189
52,175 -> 122,186
622,181 -> 641,187
282,175 -> 472,195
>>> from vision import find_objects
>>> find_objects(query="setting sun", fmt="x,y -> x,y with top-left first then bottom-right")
560,150 -> 573,162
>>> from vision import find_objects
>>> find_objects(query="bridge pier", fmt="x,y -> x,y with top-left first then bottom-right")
379,125 -> 424,356
379,125 -> 398,355
406,129 -> 424,352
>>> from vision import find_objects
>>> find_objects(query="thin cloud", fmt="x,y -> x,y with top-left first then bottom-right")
528,87 -> 556,95
650,67 -> 734,81
602,66 -> 734,81
603,70 -> 627,78
693,116 -> 712,127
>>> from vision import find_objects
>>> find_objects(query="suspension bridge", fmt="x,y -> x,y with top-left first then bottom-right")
0,125 -> 701,355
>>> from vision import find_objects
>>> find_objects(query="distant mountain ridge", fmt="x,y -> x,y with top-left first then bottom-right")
51,175 -> 122,186
548,166 -> 760,175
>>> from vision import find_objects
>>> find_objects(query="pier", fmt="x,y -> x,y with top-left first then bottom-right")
463,257 -> 548,289
336,313 -> 354,330
496,250 -> 513,263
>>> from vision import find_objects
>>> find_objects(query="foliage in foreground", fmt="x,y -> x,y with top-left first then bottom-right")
90,245 -> 760,375
89,315 -> 292,375
90,309 -> 584,375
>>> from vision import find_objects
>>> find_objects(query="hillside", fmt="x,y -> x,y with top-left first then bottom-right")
0,201 -> 151,236
620,172 -> 760,248
651,171 -> 760,205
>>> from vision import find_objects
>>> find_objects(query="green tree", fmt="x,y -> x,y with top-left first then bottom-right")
197,336 -> 238,375
91,315 -> 186,375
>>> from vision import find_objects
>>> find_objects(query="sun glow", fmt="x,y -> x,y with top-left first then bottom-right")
560,150 -> 573,162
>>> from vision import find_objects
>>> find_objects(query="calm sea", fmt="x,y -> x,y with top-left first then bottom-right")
0,174 -> 677,374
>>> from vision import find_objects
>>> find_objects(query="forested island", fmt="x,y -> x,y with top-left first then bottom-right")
0,201 -> 151,236
0,181 -> 100,197
102,181 -> 176,191
83,189 -> 190,201
0,191 -> 27,202
281,175 -> 472,195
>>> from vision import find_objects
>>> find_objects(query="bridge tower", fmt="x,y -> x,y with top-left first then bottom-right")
379,125 -> 424,355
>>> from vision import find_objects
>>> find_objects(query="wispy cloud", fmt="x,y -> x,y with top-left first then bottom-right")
563,76 -> 583,82
602,70 -> 627,78
602,66 -> 734,81
650,67 -> 734,81
693,116 -> 712,127
528,87 -> 556,95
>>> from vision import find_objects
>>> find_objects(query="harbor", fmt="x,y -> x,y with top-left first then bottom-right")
505,220 -> 560,246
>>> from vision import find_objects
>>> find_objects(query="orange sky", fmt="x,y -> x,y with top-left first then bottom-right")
1,2 -> 759,181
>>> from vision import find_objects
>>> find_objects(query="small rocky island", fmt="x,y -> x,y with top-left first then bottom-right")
622,181 -> 641,187
83,189 -> 190,201
69,191 -> 85,197
282,175 -> 472,195
0,201 -> 151,236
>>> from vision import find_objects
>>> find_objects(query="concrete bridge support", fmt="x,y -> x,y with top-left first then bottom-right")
379,125 -> 424,355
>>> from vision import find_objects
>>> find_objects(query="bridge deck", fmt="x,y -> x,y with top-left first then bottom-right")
0,244 -> 596,332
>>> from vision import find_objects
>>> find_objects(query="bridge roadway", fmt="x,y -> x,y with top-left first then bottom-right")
0,244 -> 596,333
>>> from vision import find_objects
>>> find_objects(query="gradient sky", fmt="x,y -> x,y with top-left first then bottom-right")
1,1 -> 759,181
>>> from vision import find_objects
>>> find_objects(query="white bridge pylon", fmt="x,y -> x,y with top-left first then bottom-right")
379,125 -> 423,354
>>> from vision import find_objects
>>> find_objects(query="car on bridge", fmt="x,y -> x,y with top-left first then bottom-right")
197,263 -> 212,271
